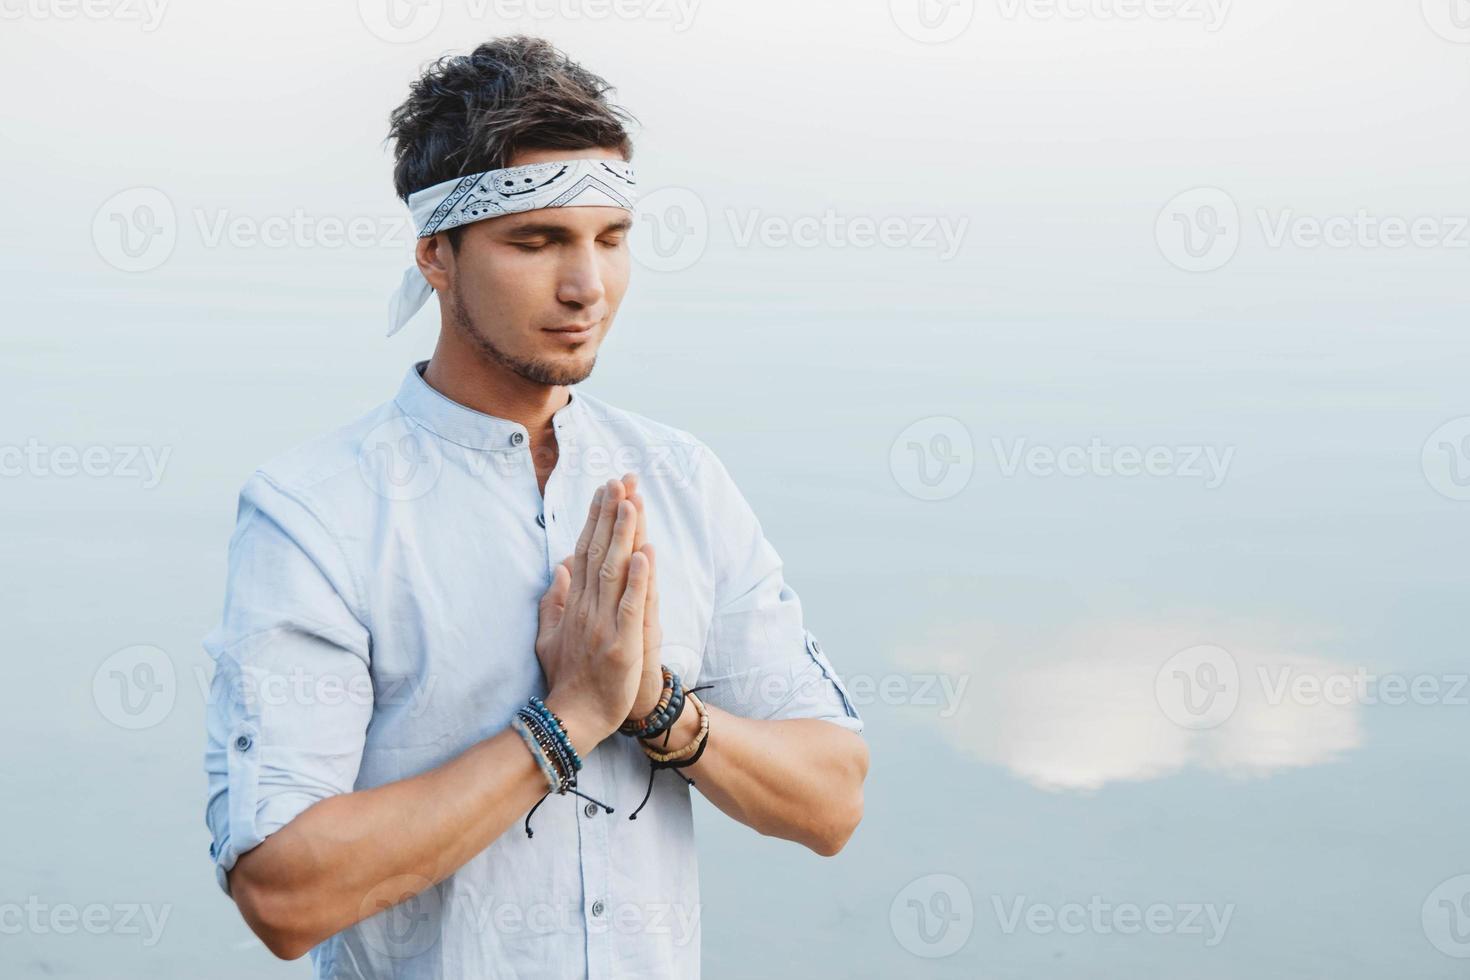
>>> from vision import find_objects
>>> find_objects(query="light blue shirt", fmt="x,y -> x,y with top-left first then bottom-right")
203,361 -> 864,979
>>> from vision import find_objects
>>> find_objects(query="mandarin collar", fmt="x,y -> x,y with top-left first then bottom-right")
393,360 -> 583,452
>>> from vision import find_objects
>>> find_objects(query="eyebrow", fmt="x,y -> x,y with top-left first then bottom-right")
501,215 -> 634,240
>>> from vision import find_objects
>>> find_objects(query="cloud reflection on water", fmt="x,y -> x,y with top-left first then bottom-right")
894,620 -> 1362,792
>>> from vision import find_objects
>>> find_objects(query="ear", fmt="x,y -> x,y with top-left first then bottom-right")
416,233 -> 453,292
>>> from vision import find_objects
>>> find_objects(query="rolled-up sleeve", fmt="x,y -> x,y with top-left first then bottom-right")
203,472 -> 372,897
692,448 -> 863,736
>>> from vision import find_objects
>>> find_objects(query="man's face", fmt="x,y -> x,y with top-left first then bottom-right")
427,146 -> 633,386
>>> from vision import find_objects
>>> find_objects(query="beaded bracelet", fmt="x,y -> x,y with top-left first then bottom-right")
657,722 -> 710,770
628,686 -> 716,821
618,667 -> 672,736
641,692 -> 709,763
512,696 -> 612,838
516,706 -> 575,787
620,667 -> 685,740
527,696 -> 582,773
511,713 -> 561,792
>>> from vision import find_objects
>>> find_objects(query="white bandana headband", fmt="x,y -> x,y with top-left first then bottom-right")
388,157 -> 638,336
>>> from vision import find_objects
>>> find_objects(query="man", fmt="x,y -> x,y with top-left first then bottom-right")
203,35 -> 868,978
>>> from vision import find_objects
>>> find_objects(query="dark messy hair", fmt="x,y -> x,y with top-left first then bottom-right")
385,35 -> 637,250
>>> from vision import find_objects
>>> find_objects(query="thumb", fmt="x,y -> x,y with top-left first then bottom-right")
539,562 -> 571,634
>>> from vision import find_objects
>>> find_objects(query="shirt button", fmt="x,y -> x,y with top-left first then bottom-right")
510,432 -> 525,447
536,513 -> 546,528
584,801 -> 598,818
591,900 -> 605,917
234,734 -> 252,751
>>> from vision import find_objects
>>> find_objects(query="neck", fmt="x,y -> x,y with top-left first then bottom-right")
421,330 -> 570,438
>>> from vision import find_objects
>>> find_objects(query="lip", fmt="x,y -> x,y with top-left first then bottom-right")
544,323 -> 598,339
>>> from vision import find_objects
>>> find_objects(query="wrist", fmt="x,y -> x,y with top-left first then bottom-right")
625,665 -> 675,726
638,693 -> 701,751
541,693 -> 611,758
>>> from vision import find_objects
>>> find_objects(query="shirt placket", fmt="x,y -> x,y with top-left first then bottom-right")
539,415 -> 614,980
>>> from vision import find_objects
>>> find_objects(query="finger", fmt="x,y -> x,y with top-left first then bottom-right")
569,485 -> 604,601
538,562 -> 571,636
620,473 -> 644,550
617,550 -> 650,649
585,479 -> 626,613
630,487 -> 647,552
641,542 -> 657,605
596,498 -> 639,625
641,543 -> 660,660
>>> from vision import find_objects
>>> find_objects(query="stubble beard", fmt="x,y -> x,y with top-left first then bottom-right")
448,276 -> 597,388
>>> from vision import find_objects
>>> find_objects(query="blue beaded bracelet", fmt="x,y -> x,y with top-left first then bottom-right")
516,706 -> 575,787
515,697 -> 615,838
511,713 -> 562,792
527,696 -> 582,772
625,671 -> 685,741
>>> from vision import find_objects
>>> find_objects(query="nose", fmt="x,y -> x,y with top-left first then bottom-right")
555,243 -> 606,311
